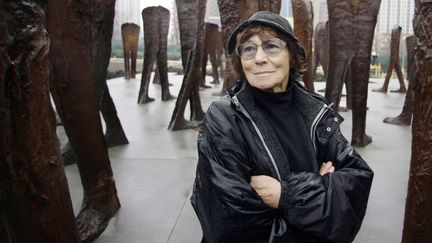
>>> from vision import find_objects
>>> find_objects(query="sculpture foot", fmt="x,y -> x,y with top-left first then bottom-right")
77,194 -> 120,243
383,114 -> 411,126
162,93 -> 177,101
212,90 -> 225,96
390,88 -> 407,93
210,80 -> 220,84
200,84 -> 212,89
168,117 -> 202,131
351,134 -> 372,147
337,106 -> 349,112
61,145 -> 77,166
138,96 -> 155,104
317,88 -> 326,93
372,86 -> 388,92
105,130 -> 129,147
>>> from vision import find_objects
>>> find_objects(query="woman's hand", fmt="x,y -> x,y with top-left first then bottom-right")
319,161 -> 335,176
250,175 -> 281,209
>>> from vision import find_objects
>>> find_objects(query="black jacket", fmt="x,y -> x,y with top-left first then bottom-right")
191,80 -> 373,243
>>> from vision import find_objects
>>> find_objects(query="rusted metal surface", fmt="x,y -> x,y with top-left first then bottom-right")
46,0 -> 120,241
325,0 -> 381,147
402,2 -> 432,242
292,0 -> 314,91
121,23 -> 140,80
215,0 -> 281,96
169,0 -> 207,130
95,1 -> 129,147
373,26 -> 407,93
0,1 -> 80,242
202,22 -> 224,86
313,21 -> 329,82
138,6 -> 175,104
383,35 -> 417,126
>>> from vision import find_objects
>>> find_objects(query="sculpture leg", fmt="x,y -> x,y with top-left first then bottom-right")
130,44 -> 137,79
169,0 -> 206,131
47,0 -> 120,242
351,57 -> 372,147
383,64 -> 415,126
402,2 -> 432,241
101,85 -> 129,146
373,58 -> 395,92
201,52 -> 209,86
209,51 -> 220,84
0,2 -> 80,242
138,51 -> 157,103
325,59 -> 350,110
390,62 -> 407,92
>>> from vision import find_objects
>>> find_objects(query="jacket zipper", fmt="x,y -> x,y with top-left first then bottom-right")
310,104 -> 330,153
231,95 -> 282,181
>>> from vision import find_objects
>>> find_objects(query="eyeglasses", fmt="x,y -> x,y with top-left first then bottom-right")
236,38 -> 287,60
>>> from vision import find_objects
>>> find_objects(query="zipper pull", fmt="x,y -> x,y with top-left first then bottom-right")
232,95 -> 241,110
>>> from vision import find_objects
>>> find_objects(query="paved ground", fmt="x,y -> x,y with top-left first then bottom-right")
61,73 -> 412,243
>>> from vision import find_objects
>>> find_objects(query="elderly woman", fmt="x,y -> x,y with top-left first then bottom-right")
191,11 -> 373,243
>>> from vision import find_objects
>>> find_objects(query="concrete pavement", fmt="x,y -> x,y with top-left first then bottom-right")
61,73 -> 412,243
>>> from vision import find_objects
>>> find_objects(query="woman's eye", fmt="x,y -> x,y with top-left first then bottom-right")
242,45 -> 256,54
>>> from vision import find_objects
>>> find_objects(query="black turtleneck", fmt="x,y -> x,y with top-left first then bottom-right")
248,80 -> 315,173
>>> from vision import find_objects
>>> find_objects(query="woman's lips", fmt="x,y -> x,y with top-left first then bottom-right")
254,71 -> 274,76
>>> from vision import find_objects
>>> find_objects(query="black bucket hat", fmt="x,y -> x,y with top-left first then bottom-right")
227,11 -> 306,59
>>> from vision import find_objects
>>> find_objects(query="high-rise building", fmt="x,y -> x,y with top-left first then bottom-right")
377,0 -> 414,35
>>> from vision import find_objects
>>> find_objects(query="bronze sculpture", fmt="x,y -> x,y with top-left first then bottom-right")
383,35 -> 417,126
0,2 -> 80,242
312,21 -> 329,83
138,6 -> 175,103
121,23 -> 140,80
47,0 -> 120,241
401,2 -> 432,241
201,22 -> 224,86
373,26 -> 407,93
60,0 -> 129,165
168,0 -> 207,130
291,0 -> 315,91
325,0 -> 381,147
215,0 -> 281,96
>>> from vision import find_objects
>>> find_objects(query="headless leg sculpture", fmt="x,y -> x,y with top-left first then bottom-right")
0,2 -> 80,242
373,26 -> 407,93
47,0 -> 120,242
326,0 -> 381,147
121,23 -> 140,80
94,1 -> 129,147
313,21 -> 329,91
402,2 -> 432,242
168,0 -> 206,130
383,35 -> 417,126
292,0 -> 314,91
202,22 -> 224,86
138,6 -> 175,104
60,0 -> 129,165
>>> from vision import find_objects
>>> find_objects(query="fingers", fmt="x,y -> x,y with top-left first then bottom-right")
319,161 -> 335,176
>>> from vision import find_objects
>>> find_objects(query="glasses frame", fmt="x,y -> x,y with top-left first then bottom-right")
235,38 -> 287,60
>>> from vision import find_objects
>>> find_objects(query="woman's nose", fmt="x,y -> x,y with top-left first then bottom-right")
254,46 -> 268,63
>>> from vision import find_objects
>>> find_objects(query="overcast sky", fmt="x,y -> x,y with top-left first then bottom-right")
140,0 -> 173,10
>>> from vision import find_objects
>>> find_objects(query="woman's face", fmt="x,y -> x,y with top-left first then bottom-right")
239,34 -> 290,92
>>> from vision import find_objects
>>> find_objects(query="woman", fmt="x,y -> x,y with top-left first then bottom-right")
191,11 -> 373,243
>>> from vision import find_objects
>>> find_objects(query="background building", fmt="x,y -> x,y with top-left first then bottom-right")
377,0 -> 414,35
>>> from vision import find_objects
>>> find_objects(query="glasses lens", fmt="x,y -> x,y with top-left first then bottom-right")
237,42 -> 257,60
262,39 -> 285,56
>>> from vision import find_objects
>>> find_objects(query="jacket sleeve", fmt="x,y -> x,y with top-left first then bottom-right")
191,102 -> 275,243
278,123 -> 374,243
